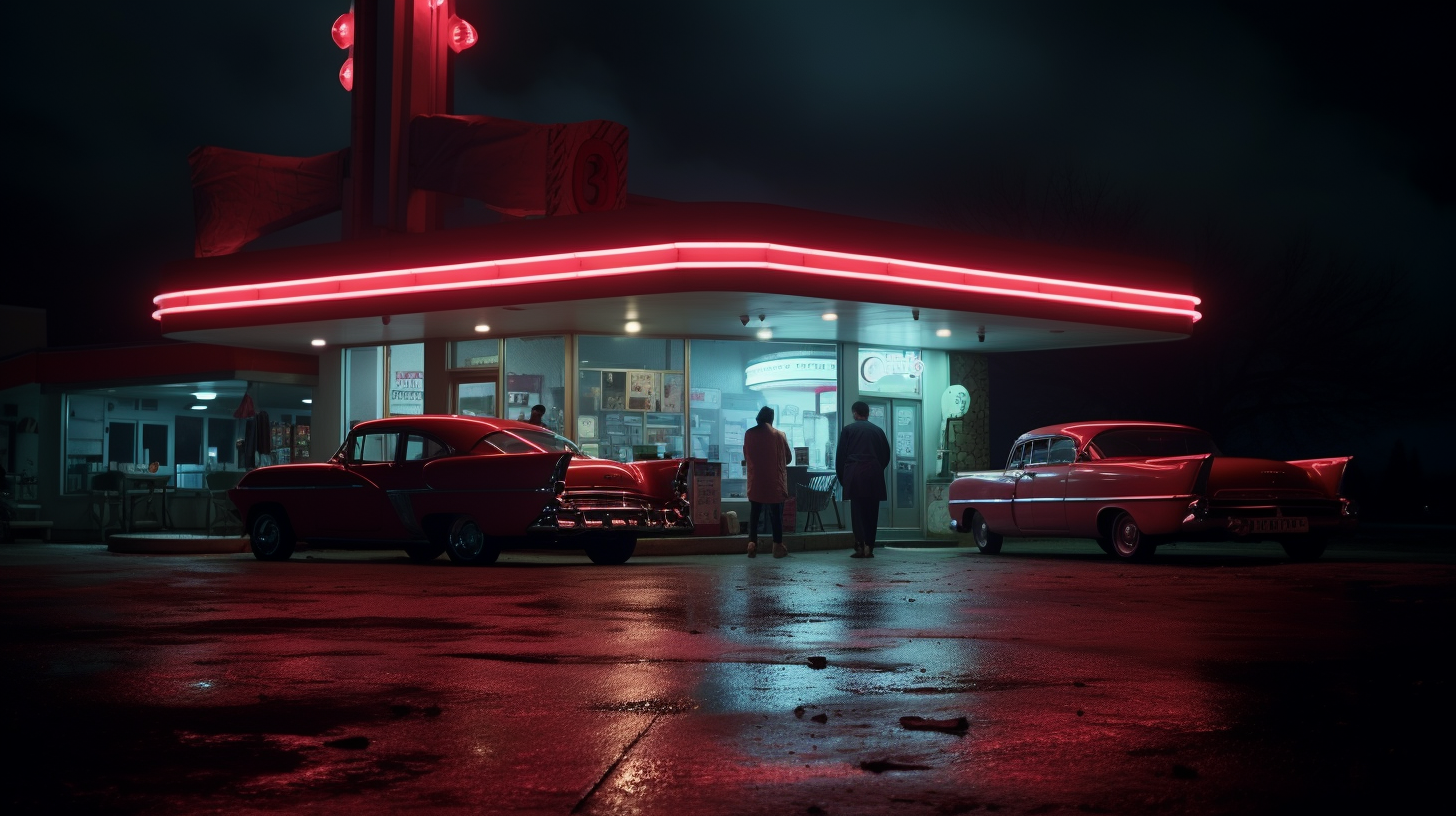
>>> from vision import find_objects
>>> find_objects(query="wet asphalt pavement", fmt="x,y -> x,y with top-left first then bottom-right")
1,534 -> 1452,815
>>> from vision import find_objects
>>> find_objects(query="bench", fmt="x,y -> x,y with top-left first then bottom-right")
3,520 -> 54,542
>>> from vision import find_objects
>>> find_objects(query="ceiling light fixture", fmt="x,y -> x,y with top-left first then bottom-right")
822,313 -> 838,321
935,329 -> 951,337
311,339 -> 326,347
302,399 -> 313,404
625,320 -> 642,333
190,405 -> 208,410
192,392 -> 217,400
474,323 -> 490,332
757,328 -> 772,340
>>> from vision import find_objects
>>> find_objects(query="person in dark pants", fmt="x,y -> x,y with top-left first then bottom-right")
743,406 -> 792,558
835,401 -> 891,558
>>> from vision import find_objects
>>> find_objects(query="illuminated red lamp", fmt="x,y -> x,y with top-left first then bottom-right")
448,15 -> 478,53
331,12 -> 354,49
339,57 -> 354,92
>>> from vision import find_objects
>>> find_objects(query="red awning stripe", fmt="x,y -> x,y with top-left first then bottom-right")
153,242 -> 1202,321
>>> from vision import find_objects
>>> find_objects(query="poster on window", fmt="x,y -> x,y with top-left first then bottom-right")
602,371 -> 627,410
628,371 -> 659,410
390,369 -> 423,415
661,373 -> 684,413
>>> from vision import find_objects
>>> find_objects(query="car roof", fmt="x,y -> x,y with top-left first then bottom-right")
348,414 -> 545,450
1015,421 -> 1205,449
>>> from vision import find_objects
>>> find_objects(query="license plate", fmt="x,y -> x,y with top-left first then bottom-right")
1248,517 -> 1308,534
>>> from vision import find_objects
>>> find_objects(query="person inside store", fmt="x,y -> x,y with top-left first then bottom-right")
836,401 -> 891,558
527,404 -> 547,426
743,405 -> 792,559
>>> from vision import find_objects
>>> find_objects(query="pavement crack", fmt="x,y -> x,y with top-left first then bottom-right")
570,713 -> 660,814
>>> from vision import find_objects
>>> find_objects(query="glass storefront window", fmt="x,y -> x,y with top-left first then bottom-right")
686,340 -> 837,500
504,336 -> 566,432
451,338 -> 500,369
345,346 -> 384,428
61,381 -> 313,493
576,336 -> 685,462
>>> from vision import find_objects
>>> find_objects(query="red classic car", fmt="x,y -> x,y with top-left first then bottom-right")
947,421 -> 1357,561
230,415 -> 692,565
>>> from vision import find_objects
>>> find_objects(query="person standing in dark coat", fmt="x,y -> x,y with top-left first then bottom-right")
835,401 -> 891,558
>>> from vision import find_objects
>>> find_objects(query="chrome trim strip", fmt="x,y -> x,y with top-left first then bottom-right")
950,494 -> 1193,505
235,484 -> 364,490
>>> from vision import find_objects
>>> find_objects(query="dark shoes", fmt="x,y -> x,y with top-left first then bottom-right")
772,542 -> 788,558
851,543 -> 874,558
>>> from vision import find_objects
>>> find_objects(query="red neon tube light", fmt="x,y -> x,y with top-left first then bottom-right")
152,242 -> 1202,321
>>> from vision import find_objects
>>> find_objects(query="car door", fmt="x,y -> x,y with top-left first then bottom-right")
1016,436 -> 1074,533
336,430 -> 406,539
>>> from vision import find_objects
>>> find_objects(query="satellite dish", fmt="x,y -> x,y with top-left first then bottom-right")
941,385 -> 970,421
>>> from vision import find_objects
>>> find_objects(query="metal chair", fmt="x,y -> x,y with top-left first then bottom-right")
205,471 -> 245,535
89,472 -> 125,535
795,474 -> 842,533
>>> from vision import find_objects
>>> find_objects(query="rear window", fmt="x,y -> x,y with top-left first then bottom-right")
1091,429 -> 1221,458
474,429 -> 584,456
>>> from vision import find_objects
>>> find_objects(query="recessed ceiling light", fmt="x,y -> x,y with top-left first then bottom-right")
757,328 -> 773,340
822,313 -> 838,321
192,392 -> 217,400
935,329 -> 951,337
190,405 -> 208,410
474,323 -> 490,332
311,339 -> 326,347
302,399 -> 313,404
625,321 -> 642,333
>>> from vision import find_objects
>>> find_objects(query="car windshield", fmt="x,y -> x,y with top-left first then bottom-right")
1091,428 -> 1222,458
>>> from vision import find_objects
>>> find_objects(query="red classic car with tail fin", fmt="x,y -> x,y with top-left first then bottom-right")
231,415 -> 692,565
948,421 -> 1357,561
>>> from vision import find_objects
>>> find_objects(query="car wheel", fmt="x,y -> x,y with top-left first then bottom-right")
1280,535 -> 1328,561
250,509 -> 296,561
1107,511 -> 1156,561
586,534 -> 636,565
445,518 -> 500,565
971,511 -> 1003,554
403,541 -> 446,563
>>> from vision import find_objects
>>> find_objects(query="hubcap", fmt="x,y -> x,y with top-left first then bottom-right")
452,522 -> 484,559
1115,517 -> 1138,555
255,517 -> 279,551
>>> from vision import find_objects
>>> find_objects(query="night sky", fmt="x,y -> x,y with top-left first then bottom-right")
6,2 -> 1452,478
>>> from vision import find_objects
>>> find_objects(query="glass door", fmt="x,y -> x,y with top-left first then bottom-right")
862,398 -> 921,530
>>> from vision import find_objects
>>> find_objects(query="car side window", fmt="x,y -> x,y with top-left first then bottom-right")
1006,442 -> 1027,469
1047,437 -> 1076,464
1026,439 -> 1051,466
349,432 -> 399,464
404,434 -> 450,461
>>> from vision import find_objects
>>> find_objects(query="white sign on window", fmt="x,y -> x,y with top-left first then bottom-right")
857,348 -> 923,397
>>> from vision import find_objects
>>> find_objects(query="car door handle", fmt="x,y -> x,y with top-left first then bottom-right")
1019,472 -> 1035,479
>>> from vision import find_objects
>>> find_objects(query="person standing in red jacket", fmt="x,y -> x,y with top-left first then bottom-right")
743,406 -> 792,558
